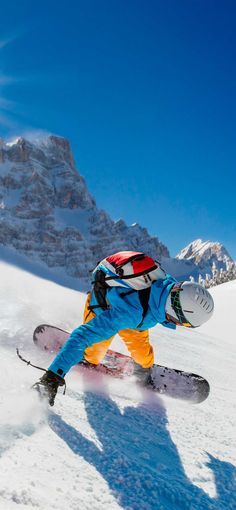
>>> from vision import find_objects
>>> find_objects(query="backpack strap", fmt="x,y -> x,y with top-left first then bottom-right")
93,269 -> 109,310
137,287 -> 151,328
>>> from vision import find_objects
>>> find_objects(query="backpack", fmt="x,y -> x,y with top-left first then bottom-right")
91,251 -> 167,321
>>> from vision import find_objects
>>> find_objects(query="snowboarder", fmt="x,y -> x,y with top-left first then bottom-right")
33,251 -> 214,405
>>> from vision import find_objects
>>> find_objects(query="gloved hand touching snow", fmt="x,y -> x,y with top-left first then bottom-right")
33,370 -> 65,406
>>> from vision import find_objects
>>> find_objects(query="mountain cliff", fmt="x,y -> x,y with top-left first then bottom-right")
0,136 -> 170,284
0,135 -> 233,287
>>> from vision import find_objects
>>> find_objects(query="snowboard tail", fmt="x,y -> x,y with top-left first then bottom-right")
33,324 -> 210,404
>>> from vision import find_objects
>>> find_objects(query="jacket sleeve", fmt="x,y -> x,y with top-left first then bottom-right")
48,305 -> 140,377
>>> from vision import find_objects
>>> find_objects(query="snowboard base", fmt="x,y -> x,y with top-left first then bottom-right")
33,324 -> 210,404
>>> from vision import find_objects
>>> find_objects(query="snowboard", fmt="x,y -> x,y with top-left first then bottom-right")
33,324 -> 210,404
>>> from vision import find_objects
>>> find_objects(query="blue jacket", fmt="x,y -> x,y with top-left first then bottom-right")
49,275 -> 177,377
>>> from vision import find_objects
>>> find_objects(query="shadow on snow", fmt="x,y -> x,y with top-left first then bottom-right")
48,384 -> 236,510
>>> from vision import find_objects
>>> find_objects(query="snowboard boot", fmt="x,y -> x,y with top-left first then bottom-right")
133,362 -> 154,388
33,370 -> 65,406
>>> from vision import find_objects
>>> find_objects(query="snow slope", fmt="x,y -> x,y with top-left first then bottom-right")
0,260 -> 235,510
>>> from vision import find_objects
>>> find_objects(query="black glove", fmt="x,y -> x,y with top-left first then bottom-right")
33,370 -> 65,406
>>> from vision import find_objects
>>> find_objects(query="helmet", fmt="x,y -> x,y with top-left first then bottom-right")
165,281 -> 214,328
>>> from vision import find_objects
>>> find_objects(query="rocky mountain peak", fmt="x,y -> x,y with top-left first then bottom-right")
176,239 -> 233,274
1,135 -> 75,168
1,135 -> 232,286
0,135 -> 170,284
43,135 -> 75,167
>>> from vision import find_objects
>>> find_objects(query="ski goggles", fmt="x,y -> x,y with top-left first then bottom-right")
167,282 -> 193,328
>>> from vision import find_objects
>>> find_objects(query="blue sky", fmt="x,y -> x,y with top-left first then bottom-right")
0,0 -> 235,258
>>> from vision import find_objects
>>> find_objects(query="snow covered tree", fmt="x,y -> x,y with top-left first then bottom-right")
198,274 -> 205,287
202,261 -> 236,288
187,258 -> 236,288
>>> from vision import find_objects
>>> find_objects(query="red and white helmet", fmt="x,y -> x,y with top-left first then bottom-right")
165,281 -> 214,328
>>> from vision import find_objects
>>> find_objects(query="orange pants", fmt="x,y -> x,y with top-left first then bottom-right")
83,293 -> 154,368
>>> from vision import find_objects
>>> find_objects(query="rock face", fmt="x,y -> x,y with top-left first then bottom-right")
176,239 -> 233,275
0,136 -> 169,282
1,136 -> 233,286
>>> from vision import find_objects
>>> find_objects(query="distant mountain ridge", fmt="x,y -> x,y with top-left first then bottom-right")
176,239 -> 233,275
0,135 -> 233,286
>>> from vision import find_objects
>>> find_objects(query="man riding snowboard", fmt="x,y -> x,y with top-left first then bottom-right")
34,251 -> 214,405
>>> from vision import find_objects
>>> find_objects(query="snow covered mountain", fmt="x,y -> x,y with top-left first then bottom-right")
176,239 -> 233,276
0,260 -> 235,509
0,135 -> 234,287
0,135 -> 170,286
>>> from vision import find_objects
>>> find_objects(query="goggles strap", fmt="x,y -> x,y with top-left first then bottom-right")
170,283 -> 193,327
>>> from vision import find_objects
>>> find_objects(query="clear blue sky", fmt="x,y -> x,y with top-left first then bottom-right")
0,0 -> 235,258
